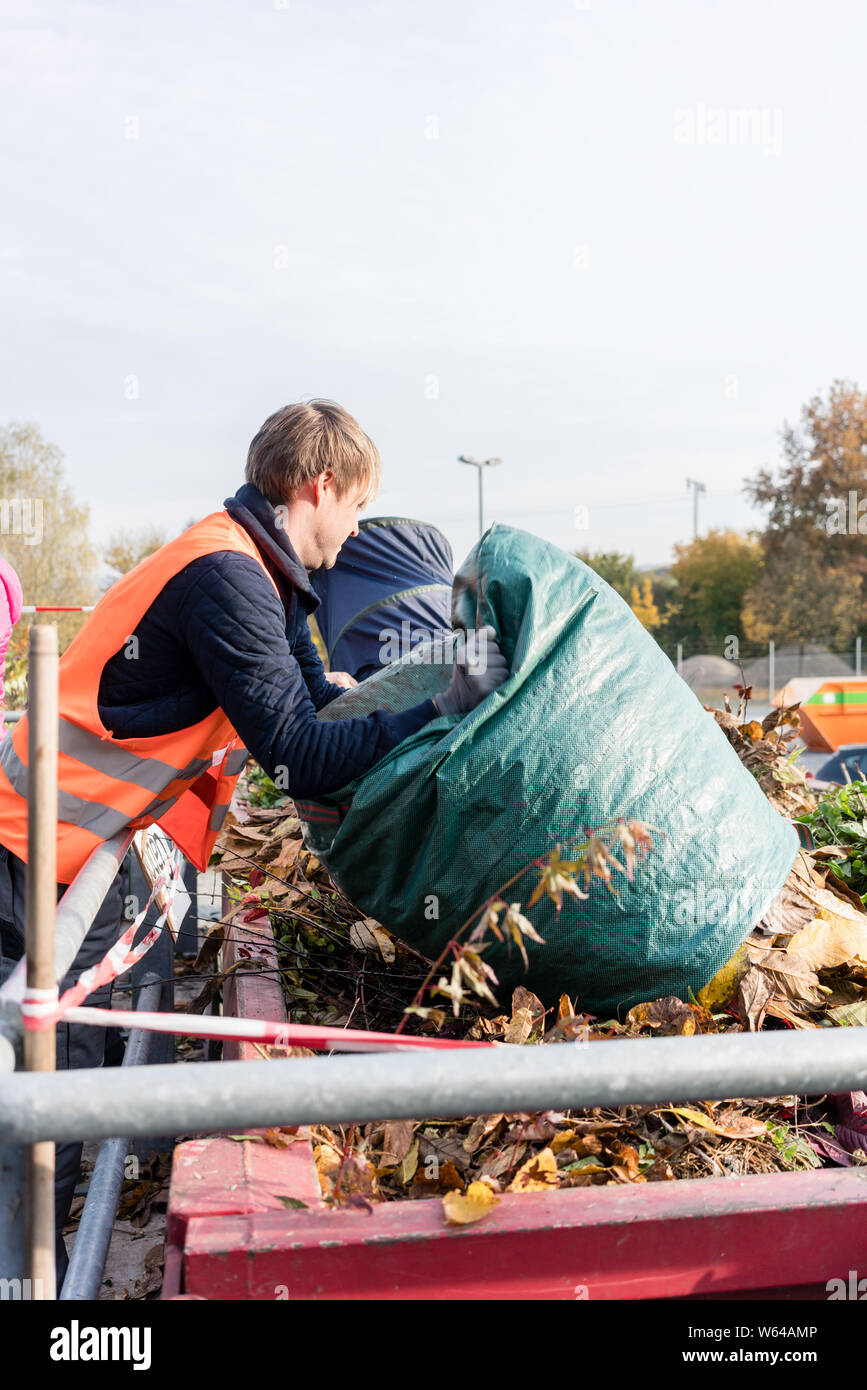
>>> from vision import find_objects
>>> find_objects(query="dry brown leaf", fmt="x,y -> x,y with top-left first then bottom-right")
504,1006 -> 534,1044
380,1120 -> 416,1167
506,1146 -> 559,1193
335,1152 -> 380,1200
263,1127 -> 294,1149
628,996 -> 697,1035
193,920 -> 225,972
266,815 -> 301,840
799,882 -> 867,928
786,915 -> 867,972
511,986 -> 546,1025
608,1141 -> 643,1180
349,918 -> 396,963
737,964 -> 775,1031
313,1142 -> 343,1197
266,836 -> 303,879
411,1159 -> 465,1195
472,1015 -> 509,1040
462,1114 -> 505,1154
224,825 -> 271,844
764,999 -> 822,1028
748,944 -> 821,991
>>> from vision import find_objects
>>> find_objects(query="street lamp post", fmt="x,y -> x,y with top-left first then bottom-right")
458,455 -> 502,537
685,477 -> 706,540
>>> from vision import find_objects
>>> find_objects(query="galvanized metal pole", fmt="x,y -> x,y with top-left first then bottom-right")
58,974 -> 161,1301
24,625 -> 58,1301
857,636 -> 862,678
768,639 -> 775,705
1,1028 -> 866,1145
676,642 -> 683,677
0,1142 -> 25,1284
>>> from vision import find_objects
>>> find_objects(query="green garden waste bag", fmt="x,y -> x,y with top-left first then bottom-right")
299,524 -> 798,1016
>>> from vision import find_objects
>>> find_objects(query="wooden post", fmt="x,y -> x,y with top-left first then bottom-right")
24,624 -> 59,1300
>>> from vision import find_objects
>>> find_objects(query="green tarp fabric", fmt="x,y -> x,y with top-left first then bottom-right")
300,524 -> 798,1016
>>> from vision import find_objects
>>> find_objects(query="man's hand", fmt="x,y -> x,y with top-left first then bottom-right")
432,625 -> 509,719
327,671 -> 358,690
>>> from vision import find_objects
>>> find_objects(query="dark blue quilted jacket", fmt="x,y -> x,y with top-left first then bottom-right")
96,484 -> 437,799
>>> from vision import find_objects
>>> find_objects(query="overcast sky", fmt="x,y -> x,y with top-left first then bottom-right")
2,0 -> 866,572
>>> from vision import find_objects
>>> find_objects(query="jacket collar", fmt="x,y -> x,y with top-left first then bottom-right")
223,483 -> 320,614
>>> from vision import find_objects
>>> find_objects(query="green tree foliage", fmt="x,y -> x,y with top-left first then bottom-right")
746,380 -> 867,568
0,421 -> 97,664
667,529 -> 764,646
575,550 -> 640,600
744,380 -> 867,644
742,532 -> 862,647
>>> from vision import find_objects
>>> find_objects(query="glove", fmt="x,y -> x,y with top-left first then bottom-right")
432,625 -> 509,718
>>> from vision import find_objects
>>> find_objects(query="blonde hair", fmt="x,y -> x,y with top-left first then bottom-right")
245,400 -> 381,507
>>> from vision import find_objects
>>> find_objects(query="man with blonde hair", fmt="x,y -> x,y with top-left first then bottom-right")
0,398 -> 507,1280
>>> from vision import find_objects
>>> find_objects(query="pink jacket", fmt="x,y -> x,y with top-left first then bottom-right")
0,556 -> 24,723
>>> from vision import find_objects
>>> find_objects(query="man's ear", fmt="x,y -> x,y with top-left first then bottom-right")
312,471 -> 334,507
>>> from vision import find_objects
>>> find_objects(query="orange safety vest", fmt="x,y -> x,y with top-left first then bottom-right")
0,510 -> 281,883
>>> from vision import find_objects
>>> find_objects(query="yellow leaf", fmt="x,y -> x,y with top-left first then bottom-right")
695,944 -> 749,1009
662,1106 -> 766,1139
626,1001 -> 652,1027
550,1129 -> 577,1154
506,1146 -> 559,1193
398,1139 -> 419,1186
442,1181 -> 500,1225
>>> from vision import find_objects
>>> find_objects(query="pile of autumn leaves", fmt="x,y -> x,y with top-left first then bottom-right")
209,705 -> 867,1222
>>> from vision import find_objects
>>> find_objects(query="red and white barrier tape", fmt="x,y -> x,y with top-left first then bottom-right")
60,1006 -> 494,1052
20,851 -> 184,1031
16,849 -> 494,1050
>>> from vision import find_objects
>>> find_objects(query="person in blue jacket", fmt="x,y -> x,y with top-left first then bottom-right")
0,398 -> 508,1283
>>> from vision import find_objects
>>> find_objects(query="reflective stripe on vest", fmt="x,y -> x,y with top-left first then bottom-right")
0,508 -> 277,881
225,748 -> 249,777
57,718 -> 212,791
0,738 -> 187,839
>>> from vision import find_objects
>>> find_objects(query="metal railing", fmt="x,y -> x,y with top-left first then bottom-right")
58,972 -> 162,1301
2,1028 -> 866,1144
